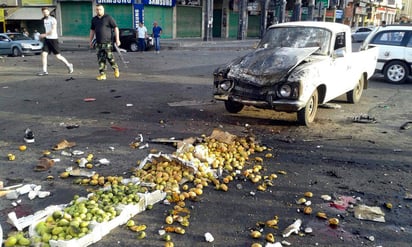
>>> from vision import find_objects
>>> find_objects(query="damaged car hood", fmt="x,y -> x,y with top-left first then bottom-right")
226,47 -> 320,86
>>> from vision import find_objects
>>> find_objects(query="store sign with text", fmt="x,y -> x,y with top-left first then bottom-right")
96,0 -> 132,4
142,0 -> 176,7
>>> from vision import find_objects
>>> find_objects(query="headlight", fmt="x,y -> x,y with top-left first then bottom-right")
219,80 -> 233,91
21,43 -> 31,48
279,84 -> 292,97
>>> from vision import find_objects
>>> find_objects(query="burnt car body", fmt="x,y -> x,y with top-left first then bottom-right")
213,22 -> 378,126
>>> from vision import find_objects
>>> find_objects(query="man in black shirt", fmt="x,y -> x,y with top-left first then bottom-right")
89,4 -> 120,81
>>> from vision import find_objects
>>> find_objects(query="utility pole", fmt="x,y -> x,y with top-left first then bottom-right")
260,0 -> 270,38
292,0 -> 302,21
279,0 -> 287,23
237,0 -> 248,40
308,0 -> 315,21
203,0 -> 213,41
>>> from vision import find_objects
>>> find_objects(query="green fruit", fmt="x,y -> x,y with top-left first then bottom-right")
4,236 -> 17,247
126,219 -> 135,227
136,231 -> 146,239
58,218 -> 70,227
52,226 -> 64,235
52,210 -> 63,220
42,233 -> 52,242
18,237 -> 31,246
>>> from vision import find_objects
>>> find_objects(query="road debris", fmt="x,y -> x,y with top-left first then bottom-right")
400,121 -> 412,130
53,139 -> 76,150
330,195 -> 356,210
23,128 -> 35,143
352,115 -> 377,124
204,232 -> 214,242
34,157 -> 55,171
282,219 -> 302,237
354,205 -> 385,222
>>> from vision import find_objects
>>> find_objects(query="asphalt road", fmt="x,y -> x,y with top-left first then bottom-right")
0,47 -> 411,247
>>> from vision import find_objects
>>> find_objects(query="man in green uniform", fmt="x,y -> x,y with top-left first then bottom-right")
89,4 -> 120,81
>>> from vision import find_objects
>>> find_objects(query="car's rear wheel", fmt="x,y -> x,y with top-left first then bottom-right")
297,89 -> 318,126
224,100 -> 244,113
12,47 -> 21,57
347,74 -> 364,103
383,61 -> 409,84
130,42 -> 138,52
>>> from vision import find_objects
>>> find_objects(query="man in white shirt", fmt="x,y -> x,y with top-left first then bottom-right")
136,22 -> 147,52
38,7 -> 73,76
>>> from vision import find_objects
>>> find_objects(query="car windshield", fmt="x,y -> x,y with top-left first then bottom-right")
8,33 -> 32,41
258,26 -> 331,55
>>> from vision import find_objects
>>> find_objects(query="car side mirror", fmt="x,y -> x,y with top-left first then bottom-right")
333,49 -> 345,58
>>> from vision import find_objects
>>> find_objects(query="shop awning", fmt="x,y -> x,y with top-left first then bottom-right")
6,7 -> 54,20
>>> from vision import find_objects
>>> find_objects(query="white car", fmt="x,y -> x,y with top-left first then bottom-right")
214,22 -> 378,126
361,25 -> 412,84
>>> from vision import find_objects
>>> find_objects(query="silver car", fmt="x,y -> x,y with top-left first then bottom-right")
351,27 -> 374,43
0,33 -> 43,57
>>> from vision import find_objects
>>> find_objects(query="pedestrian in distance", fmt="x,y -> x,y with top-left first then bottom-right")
136,22 -> 147,52
33,29 -> 40,41
89,4 -> 120,81
38,7 -> 73,76
152,21 -> 162,54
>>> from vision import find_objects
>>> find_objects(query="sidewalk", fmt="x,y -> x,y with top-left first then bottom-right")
59,36 -> 259,51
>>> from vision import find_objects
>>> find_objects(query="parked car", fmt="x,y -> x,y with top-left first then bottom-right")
351,27 -> 374,42
91,28 -> 153,52
119,28 -> 153,52
361,24 -> 412,84
213,22 -> 378,126
0,33 -> 43,57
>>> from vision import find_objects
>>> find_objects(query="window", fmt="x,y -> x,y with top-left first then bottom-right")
371,31 -> 406,46
334,32 -> 345,50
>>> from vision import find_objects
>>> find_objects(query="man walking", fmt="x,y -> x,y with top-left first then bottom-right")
38,7 -> 73,76
152,21 -> 162,54
136,22 -> 147,52
89,4 -> 120,81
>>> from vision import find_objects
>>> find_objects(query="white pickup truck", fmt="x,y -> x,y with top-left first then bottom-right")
213,21 -> 378,126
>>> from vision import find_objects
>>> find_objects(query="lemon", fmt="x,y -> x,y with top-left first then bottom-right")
19,145 -> 27,151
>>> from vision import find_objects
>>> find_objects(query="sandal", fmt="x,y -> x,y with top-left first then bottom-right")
34,158 -> 55,172
53,139 -> 76,150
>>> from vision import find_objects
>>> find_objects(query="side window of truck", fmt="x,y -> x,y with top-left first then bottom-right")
334,32 -> 345,51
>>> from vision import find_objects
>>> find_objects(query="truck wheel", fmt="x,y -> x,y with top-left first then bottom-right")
12,47 -> 21,57
130,43 -> 138,52
224,100 -> 244,113
347,74 -> 364,104
297,90 -> 318,126
383,61 -> 409,84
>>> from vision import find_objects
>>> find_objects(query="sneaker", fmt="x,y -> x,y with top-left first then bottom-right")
96,74 -> 106,81
68,63 -> 74,74
24,128 -> 35,143
37,71 -> 48,76
156,51 -> 160,54
114,68 -> 120,78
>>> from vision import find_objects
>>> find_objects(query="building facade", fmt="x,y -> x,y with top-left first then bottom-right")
0,0 -> 405,40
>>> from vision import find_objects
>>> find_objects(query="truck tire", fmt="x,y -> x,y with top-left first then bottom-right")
12,47 -> 21,57
297,89 -> 318,126
130,43 -> 138,52
224,100 -> 244,113
347,74 -> 364,104
383,61 -> 409,84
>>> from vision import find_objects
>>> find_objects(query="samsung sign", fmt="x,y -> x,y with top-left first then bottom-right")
96,0 -> 132,4
142,0 -> 176,6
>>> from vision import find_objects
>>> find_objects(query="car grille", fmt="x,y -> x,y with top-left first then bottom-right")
231,80 -> 276,101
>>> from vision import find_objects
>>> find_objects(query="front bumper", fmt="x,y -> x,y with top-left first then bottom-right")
214,94 -> 304,112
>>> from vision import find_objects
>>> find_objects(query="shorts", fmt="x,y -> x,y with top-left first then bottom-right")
42,39 -> 61,55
